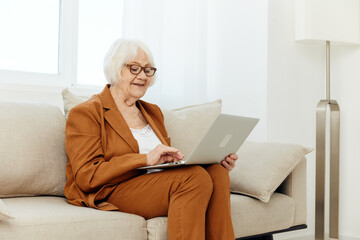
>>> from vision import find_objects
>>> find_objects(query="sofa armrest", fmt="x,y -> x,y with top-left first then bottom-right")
276,157 -> 307,226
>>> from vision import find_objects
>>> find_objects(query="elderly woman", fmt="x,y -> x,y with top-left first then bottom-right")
64,39 -> 238,240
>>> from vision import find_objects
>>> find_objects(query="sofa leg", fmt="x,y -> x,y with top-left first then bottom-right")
263,235 -> 273,240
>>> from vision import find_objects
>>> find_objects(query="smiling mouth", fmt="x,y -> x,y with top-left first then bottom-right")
132,83 -> 145,87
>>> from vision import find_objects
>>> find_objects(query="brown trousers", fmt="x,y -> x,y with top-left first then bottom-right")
107,164 -> 235,240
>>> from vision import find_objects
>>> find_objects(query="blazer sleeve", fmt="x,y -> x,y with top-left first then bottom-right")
65,104 -> 147,193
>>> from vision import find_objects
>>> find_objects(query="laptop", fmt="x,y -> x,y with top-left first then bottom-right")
138,114 -> 259,170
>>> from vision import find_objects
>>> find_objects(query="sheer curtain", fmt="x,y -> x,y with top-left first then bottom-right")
121,0 -> 268,141
121,0 -> 210,109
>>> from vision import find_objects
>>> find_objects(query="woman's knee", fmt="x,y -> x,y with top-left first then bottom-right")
180,165 -> 214,197
205,163 -> 230,187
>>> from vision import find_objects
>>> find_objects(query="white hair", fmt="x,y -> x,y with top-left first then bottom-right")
103,38 -> 156,86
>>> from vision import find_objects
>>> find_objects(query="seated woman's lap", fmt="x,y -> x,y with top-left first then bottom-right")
106,164 -> 227,220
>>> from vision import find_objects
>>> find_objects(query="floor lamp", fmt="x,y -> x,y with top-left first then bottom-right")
294,0 -> 360,239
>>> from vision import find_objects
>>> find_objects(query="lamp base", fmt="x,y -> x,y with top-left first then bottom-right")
315,99 -> 340,240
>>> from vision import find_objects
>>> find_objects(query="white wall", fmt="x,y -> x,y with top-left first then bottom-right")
0,83 -> 102,114
0,83 -> 64,109
268,0 -> 360,239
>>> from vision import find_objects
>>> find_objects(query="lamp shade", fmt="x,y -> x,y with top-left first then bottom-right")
295,0 -> 360,44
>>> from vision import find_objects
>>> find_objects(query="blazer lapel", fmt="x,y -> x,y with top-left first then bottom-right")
104,109 -> 139,152
99,85 -> 139,153
137,101 -> 168,146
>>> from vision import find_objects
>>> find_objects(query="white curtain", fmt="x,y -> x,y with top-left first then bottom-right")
120,1 -> 269,142
121,0 -> 210,109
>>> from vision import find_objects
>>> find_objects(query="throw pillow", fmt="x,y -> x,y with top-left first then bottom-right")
230,142 -> 313,202
0,102 -> 67,197
0,199 -> 13,221
62,89 -> 89,119
162,100 -> 222,157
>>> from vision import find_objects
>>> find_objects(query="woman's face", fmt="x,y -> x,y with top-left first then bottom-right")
117,49 -> 153,100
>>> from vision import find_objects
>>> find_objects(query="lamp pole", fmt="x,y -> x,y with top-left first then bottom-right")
326,41 -> 330,100
315,40 -> 340,240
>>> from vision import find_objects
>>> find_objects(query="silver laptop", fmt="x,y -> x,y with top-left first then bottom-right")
138,114 -> 259,170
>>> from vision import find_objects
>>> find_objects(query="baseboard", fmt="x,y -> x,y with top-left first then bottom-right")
274,231 -> 360,240
338,236 -> 360,240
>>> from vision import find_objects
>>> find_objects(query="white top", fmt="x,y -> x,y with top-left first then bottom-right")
130,124 -> 163,173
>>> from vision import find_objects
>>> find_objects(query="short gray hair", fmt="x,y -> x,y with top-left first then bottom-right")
103,39 -> 156,86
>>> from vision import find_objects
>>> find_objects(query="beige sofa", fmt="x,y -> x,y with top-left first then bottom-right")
0,99 -> 311,240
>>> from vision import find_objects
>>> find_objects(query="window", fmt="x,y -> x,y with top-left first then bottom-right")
0,0 -> 124,87
0,0 -> 60,74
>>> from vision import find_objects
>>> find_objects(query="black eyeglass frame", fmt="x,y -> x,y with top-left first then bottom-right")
125,64 -> 157,77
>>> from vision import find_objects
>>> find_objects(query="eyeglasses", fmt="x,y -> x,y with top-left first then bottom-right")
125,64 -> 157,77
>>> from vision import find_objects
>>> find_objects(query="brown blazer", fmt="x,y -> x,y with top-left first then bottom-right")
64,84 -> 170,210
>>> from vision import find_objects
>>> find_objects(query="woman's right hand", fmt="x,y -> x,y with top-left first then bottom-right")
146,144 -> 184,166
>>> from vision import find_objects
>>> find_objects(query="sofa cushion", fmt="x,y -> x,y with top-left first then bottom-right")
0,102 -> 67,197
230,193 -> 295,238
0,199 -> 13,221
230,142 -> 313,202
0,196 -> 147,240
146,192 -> 295,239
147,217 -> 167,240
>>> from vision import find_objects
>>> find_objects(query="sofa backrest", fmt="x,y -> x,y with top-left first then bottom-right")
0,101 -> 67,198
0,95 -> 223,198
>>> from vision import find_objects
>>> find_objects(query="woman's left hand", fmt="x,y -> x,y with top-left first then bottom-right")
221,153 -> 238,172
